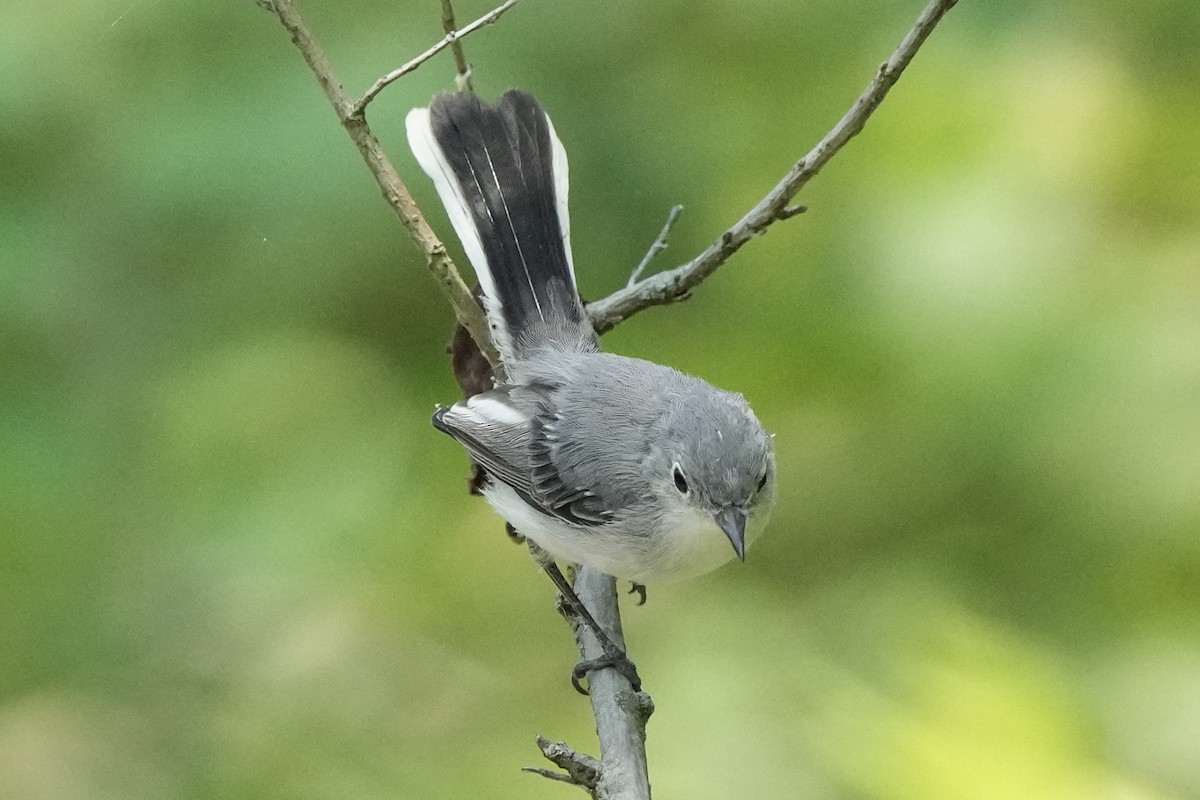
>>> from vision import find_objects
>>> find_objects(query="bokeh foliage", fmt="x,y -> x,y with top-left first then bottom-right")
3,0 -> 1199,798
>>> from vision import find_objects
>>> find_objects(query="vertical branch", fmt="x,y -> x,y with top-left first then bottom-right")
574,569 -> 654,800
440,0 -> 475,91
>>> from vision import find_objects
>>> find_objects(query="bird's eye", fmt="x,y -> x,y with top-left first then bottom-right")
672,463 -> 689,494
755,468 -> 769,494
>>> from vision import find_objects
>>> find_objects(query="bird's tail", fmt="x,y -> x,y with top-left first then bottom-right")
406,90 -> 597,364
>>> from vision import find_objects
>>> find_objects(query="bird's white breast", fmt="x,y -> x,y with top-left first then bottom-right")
484,482 -> 759,584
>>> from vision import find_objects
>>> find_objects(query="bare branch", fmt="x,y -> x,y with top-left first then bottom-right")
523,767 -> 591,790
586,0 -> 959,333
572,568 -> 654,800
525,736 -> 602,795
352,0 -> 523,115
440,0 -> 475,92
264,0 -> 498,366
627,205 -> 684,288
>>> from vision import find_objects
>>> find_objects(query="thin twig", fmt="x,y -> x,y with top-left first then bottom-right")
587,0 -> 959,333
352,0 -> 522,116
265,0 -> 498,366
523,767 -> 589,788
627,204 -> 684,288
525,736 -> 602,795
440,0 -> 474,92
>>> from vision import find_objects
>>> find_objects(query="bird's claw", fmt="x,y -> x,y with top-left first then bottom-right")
570,648 -> 642,695
627,582 -> 647,606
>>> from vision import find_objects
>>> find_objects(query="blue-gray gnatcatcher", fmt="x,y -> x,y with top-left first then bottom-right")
407,90 -> 775,688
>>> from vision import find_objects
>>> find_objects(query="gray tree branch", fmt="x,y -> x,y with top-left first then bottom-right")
572,568 -> 655,800
351,0 -> 523,115
586,0 -> 960,334
524,736 -> 603,793
440,0 -> 475,91
264,0 -> 499,367
627,205 -> 684,288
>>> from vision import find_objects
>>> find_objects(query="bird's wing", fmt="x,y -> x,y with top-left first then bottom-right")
433,385 -> 614,527
433,388 -> 539,497
528,406 -> 616,526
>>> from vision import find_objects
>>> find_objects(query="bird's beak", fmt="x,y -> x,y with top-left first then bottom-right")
713,507 -> 747,561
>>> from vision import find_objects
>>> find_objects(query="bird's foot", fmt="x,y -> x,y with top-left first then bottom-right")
504,521 -> 526,545
628,582 -> 647,606
571,645 -> 642,695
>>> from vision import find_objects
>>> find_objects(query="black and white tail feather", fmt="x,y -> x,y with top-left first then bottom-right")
406,90 -> 598,365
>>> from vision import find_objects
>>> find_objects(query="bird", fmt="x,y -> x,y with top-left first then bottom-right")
406,89 -> 776,690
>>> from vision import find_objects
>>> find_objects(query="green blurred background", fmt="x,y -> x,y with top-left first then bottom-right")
4,0 -> 1199,797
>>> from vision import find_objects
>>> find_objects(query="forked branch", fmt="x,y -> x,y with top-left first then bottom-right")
265,0 -> 498,365
586,0 -> 960,333
352,0 -> 523,115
